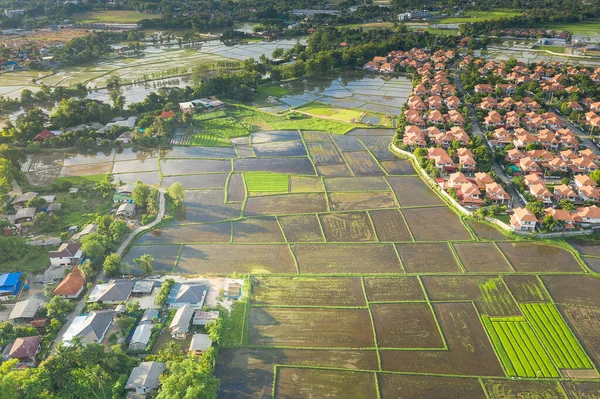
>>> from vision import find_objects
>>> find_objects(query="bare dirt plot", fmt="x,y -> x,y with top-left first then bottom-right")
177,244 -> 296,274
380,159 -> 416,175
275,368 -> 377,399
251,276 -> 365,306
369,209 -> 412,242
235,145 -> 255,158
343,151 -> 385,176
112,158 -> 158,174
381,303 -> 504,376
372,303 -> 444,348
560,306 -> 600,366
234,157 -> 315,175
333,135 -> 366,151
289,176 -> 324,193
161,173 -> 229,189
232,217 -> 286,243
582,257 -> 600,273
293,244 -> 402,274
216,348 -> 378,399
453,243 -> 512,272
568,238 -> 600,257
112,171 -> 161,186
251,130 -> 301,144
160,159 -> 231,175
248,307 -> 374,347
301,130 -> 332,143
227,173 -> 246,202
253,141 -> 306,157
306,142 -> 345,165
176,190 -> 241,223
316,163 -> 353,177
364,277 -> 424,302
386,176 -> 443,207
422,276 -> 521,317
26,168 -> 60,186
278,214 -> 324,242
402,207 -> 471,241
358,136 -> 396,161
122,244 -> 181,274
562,382 -> 600,399
136,222 -> 231,245
466,220 -> 507,240
484,380 -> 568,399
496,243 -> 582,272
59,162 -> 112,177
324,176 -> 389,192
328,191 -> 397,211
28,153 -> 63,171
542,275 -> 600,307
379,374 -> 487,399
161,146 -> 237,159
396,243 -> 461,273
244,193 -> 328,216
319,212 -> 376,242
503,275 -> 550,302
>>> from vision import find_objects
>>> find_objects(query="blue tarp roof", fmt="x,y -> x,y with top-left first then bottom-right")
0,272 -> 23,295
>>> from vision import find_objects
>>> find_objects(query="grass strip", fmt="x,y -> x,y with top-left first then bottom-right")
481,315 -> 516,377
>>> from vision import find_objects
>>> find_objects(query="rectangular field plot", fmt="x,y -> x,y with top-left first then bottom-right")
402,207 -> 471,241
423,276 -> 521,317
161,173 -> 228,189
59,163 -> 112,177
560,306 -> 600,366
301,130 -> 332,142
567,238 -> 600,257
328,191 -> 397,211
324,176 -> 389,192
358,136 -> 395,161
381,303 -> 504,376
319,212 -> 376,242
293,244 -> 402,274
160,159 -> 231,175
380,159 -> 416,175
177,244 -> 296,274
484,380 -> 567,399
520,303 -> 592,369
542,275 -> 600,307
481,316 -> 559,378
252,141 -> 306,157
177,190 -> 241,223
136,222 -> 231,244
332,135 -> 366,151
234,157 -> 315,175
251,276 -> 365,307
369,209 -> 412,242
316,163 -> 353,177
364,277 -> 424,302
244,172 -> 289,193
216,348 -> 378,399
226,173 -> 245,202
372,303 -> 444,348
248,308 -> 374,347
63,151 -> 113,166
347,128 -> 394,136
112,158 -> 158,174
251,130 -> 300,143
278,214 -> 324,242
306,142 -> 344,165
244,193 -> 328,216
235,145 -> 255,158
343,151 -> 385,176
275,368 -> 377,399
396,243 -> 461,273
466,220 -> 508,240
503,275 -> 550,303
561,382 -> 600,399
289,176 -> 324,193
161,146 -> 237,159
122,244 -> 180,274
453,243 -> 512,272
232,217 -> 286,243
496,243 -> 582,273
386,176 -> 443,207
379,374 -> 487,399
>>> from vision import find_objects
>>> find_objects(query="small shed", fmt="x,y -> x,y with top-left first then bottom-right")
117,203 -> 136,218
188,333 -> 212,355
193,310 -> 220,326
225,282 -> 242,299
169,304 -> 194,339
9,299 -> 43,321
140,308 -> 160,324
132,280 -> 154,296
129,324 -> 152,351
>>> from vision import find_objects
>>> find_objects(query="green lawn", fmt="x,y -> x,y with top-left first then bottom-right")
257,86 -> 294,97
297,102 -> 364,123
244,172 -> 290,193
437,10 -> 521,24
0,244 -> 51,275
189,133 -> 231,146
54,174 -> 107,188
532,45 -> 565,54
71,10 -> 161,24
269,116 -> 358,135
544,19 -> 600,35
192,114 -> 251,139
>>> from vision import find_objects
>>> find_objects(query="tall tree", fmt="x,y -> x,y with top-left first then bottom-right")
133,254 -> 154,275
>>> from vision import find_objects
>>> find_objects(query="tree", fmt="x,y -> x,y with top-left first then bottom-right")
526,200 -> 545,219
95,174 -> 114,198
79,259 -> 94,280
556,199 -> 575,211
590,170 -> 600,185
132,180 -> 150,207
103,254 -> 123,277
46,296 -> 74,323
82,235 -> 107,261
156,352 -> 219,399
134,254 -> 154,275
167,182 -> 184,206
207,318 -> 223,345
108,220 -> 129,244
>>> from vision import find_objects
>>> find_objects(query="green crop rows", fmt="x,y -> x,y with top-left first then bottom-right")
482,315 -> 559,378
520,303 -> 592,369
244,172 -> 290,193
189,133 -> 230,146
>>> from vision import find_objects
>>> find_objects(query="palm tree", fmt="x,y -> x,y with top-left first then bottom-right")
134,254 -> 154,275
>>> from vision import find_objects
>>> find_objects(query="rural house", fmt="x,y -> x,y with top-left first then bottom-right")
49,243 -> 83,267
126,361 -> 165,396
52,265 -> 86,299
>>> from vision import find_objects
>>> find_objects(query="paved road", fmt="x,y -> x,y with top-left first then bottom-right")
51,190 -> 166,351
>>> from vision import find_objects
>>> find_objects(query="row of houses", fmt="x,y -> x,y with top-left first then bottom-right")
364,48 -> 455,74
505,148 -> 600,177
436,171 -> 510,208
511,205 -> 600,231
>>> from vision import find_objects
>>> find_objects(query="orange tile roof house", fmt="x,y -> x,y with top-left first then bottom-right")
511,208 -> 537,231
553,184 -> 578,201
53,265 -> 86,299
485,182 -> 510,204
